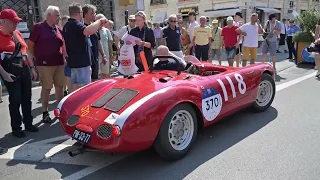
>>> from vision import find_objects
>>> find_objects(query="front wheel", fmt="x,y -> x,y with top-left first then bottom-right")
154,103 -> 198,160
251,73 -> 276,112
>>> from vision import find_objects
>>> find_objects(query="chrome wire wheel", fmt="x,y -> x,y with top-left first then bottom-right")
256,80 -> 273,107
168,110 -> 194,151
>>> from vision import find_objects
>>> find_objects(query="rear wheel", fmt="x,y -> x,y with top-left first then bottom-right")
251,73 -> 275,112
154,103 -> 198,160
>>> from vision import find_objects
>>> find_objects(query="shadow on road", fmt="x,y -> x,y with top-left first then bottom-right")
80,106 -> 278,180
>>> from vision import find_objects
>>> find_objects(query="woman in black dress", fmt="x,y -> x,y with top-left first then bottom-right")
129,11 -> 156,71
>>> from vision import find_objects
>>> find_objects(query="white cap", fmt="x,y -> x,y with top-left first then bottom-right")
226,16 -> 234,21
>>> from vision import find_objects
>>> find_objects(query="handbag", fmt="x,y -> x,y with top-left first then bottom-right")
1,32 -> 25,79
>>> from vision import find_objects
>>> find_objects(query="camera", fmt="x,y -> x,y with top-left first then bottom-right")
307,43 -> 320,53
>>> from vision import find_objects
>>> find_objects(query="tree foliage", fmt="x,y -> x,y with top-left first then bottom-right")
293,8 -> 319,42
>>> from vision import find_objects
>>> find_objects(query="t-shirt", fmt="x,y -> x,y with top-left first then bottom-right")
233,21 -> 242,44
221,25 -> 239,47
162,26 -> 181,51
29,21 -> 64,66
189,21 -> 199,41
193,26 -> 212,46
63,18 -> 91,68
239,23 -> 259,47
264,20 -> 282,42
99,27 -> 113,59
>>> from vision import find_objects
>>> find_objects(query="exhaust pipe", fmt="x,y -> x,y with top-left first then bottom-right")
68,147 -> 85,157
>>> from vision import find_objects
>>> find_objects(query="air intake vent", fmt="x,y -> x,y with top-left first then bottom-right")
91,88 -> 122,108
97,124 -> 113,139
105,89 -> 139,112
67,115 -> 80,126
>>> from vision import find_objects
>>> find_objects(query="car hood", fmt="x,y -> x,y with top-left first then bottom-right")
66,71 -> 197,123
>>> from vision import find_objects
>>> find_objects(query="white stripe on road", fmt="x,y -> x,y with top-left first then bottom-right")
276,72 -> 317,92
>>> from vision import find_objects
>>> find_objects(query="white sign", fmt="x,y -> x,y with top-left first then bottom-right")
137,0 -> 145,11
202,88 -> 223,121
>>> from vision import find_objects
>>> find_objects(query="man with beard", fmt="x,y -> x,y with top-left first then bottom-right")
82,4 -> 107,82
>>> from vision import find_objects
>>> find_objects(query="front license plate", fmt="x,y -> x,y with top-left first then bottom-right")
72,129 -> 91,144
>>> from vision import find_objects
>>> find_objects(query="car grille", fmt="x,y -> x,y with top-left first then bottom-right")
67,115 -> 80,126
97,124 -> 112,139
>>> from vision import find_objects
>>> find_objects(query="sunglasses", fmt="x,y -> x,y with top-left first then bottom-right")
129,20 -> 135,22
170,20 -> 177,23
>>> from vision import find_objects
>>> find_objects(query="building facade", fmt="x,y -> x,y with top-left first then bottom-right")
0,0 -> 137,31
145,0 -> 320,28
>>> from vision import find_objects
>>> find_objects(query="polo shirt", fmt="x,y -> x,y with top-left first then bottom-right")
162,26 -> 181,51
221,25 -> 239,47
62,18 -> 91,68
29,21 -> 64,66
84,23 -> 100,63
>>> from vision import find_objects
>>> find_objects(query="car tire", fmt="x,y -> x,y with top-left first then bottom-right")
251,73 -> 275,112
154,103 -> 198,160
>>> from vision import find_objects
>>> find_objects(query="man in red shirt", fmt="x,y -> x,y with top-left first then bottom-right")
0,9 -> 38,139
221,16 -> 242,66
28,6 -> 66,123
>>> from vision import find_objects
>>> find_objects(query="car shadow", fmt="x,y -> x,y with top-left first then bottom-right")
80,106 -> 278,180
275,74 -> 287,82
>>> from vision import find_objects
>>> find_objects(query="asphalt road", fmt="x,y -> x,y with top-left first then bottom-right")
0,59 -> 319,180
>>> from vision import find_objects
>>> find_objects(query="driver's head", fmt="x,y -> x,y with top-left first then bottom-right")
156,45 -> 170,61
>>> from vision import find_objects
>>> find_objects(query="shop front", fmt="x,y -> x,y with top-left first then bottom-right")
179,6 -> 199,22
203,8 -> 241,27
255,7 -> 281,24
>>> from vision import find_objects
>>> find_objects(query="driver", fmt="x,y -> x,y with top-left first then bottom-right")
154,45 -> 187,71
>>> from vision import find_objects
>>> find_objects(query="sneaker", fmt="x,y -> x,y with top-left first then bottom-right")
25,125 -> 39,132
64,91 -> 68,97
0,147 -> 8,155
42,112 -> 55,124
12,130 -> 26,138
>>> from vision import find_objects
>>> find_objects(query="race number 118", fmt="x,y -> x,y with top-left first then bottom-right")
217,73 -> 246,102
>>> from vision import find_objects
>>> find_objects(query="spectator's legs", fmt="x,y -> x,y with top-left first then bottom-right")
195,45 -> 201,60
53,65 -> 65,103
315,54 -> 320,77
250,47 -> 258,65
242,46 -> 249,67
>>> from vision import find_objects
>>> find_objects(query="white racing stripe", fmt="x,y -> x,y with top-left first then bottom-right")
276,72 -> 317,92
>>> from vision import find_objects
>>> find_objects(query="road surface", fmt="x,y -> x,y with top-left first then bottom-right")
0,59 -> 319,180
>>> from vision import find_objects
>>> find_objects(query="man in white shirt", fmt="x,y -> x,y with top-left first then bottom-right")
236,13 -> 264,66
233,11 -> 243,67
276,18 -> 288,53
117,15 -> 136,43
188,11 -> 199,55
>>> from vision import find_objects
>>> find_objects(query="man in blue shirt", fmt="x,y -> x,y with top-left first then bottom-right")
161,14 -> 183,58
286,19 -> 300,60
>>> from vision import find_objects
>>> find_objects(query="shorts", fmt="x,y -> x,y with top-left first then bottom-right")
71,66 -> 91,87
236,44 -> 242,55
242,46 -> 258,61
225,48 -> 236,60
64,65 -> 71,77
37,65 -> 65,89
91,61 -> 99,80
100,58 -> 110,75
195,44 -> 209,61
211,49 -> 222,58
262,40 -> 277,56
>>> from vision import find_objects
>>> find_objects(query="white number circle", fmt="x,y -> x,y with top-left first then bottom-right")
202,88 -> 223,121
235,73 -> 246,94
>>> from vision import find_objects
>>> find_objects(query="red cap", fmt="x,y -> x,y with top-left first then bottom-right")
0,9 -> 22,22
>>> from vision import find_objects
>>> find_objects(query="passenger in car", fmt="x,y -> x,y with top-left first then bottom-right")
154,45 -> 187,71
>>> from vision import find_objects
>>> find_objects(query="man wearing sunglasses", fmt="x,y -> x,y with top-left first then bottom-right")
161,14 -> 184,58
117,15 -> 136,45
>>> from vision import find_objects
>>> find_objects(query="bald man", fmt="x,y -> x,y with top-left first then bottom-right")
154,45 -> 187,71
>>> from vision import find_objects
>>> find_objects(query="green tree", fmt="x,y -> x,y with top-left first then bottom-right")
293,8 -> 319,42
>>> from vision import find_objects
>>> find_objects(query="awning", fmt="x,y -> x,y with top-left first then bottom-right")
256,7 -> 281,13
203,8 -> 240,18
152,11 -> 167,24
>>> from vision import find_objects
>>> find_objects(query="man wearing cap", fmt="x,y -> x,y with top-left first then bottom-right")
221,16 -> 241,66
286,19 -> 300,60
0,9 -> 39,138
261,14 -> 282,70
117,15 -> 136,44
210,19 -> 223,65
233,12 -> 243,67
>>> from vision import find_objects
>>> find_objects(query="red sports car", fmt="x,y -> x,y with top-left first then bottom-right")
55,55 -> 275,160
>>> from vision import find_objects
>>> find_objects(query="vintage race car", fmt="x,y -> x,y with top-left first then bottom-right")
54,55 -> 275,160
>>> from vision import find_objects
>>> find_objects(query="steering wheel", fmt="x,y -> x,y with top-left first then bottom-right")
150,55 -> 182,75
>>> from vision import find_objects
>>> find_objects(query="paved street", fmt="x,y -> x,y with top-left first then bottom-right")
0,58 -> 319,180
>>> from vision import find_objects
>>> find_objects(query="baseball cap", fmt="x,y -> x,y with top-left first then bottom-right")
212,19 -> 218,24
227,16 -> 234,21
235,12 -> 243,18
128,15 -> 135,20
0,9 -> 22,22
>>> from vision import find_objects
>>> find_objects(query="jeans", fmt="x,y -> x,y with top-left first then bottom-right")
71,66 -> 92,87
3,66 -> 33,132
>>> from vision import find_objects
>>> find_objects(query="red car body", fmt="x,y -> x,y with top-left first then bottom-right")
56,60 -> 274,153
